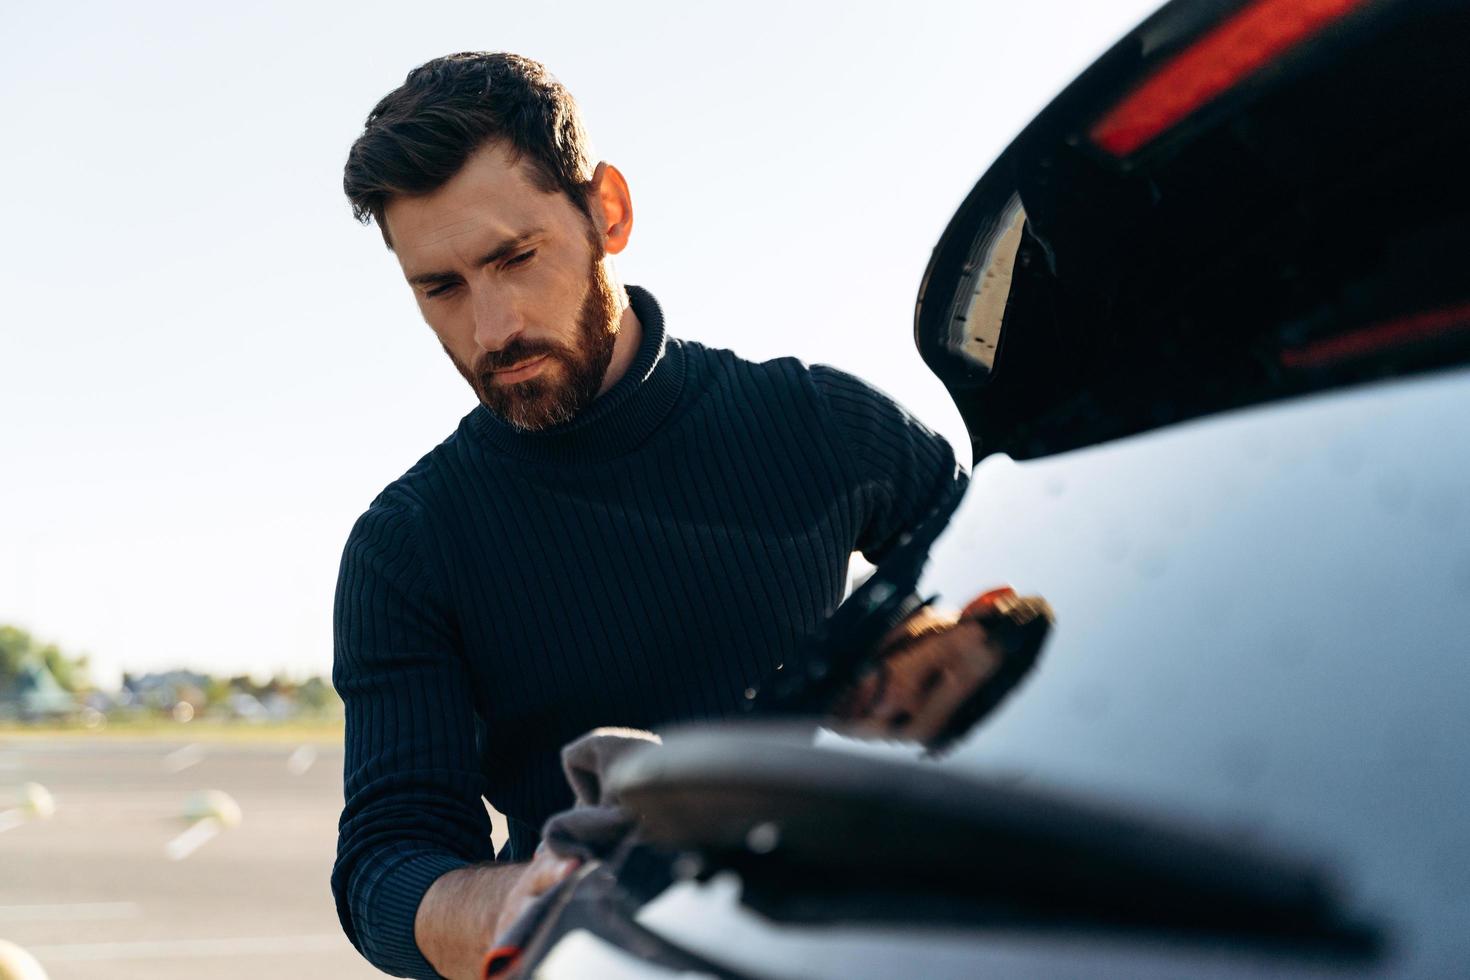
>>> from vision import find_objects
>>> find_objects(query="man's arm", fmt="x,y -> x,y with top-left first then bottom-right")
807,364 -> 964,565
333,494 -> 502,978
415,849 -> 579,979
808,366 -> 1051,750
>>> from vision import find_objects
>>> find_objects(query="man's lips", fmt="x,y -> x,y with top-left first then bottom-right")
487,354 -> 551,385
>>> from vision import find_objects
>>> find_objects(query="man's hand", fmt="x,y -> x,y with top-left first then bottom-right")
834,606 -> 999,744
832,588 -> 1053,749
492,847 -> 580,944
414,849 -> 579,980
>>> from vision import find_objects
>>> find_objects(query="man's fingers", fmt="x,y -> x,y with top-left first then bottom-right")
833,590 -> 1050,748
493,854 -> 581,942
853,621 -> 1002,741
879,605 -> 958,656
833,600 -> 1028,745
867,670 -> 924,728
892,626 -> 995,743
525,854 -> 579,895
874,623 -> 992,712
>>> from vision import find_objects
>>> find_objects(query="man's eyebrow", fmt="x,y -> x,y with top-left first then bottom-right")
406,230 -> 542,288
407,269 -> 461,288
478,230 -> 541,266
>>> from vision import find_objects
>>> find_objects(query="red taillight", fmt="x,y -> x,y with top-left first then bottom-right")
1279,301 -> 1470,370
1090,0 -> 1370,157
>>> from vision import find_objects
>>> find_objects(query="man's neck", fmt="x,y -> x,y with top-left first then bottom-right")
598,287 -> 643,396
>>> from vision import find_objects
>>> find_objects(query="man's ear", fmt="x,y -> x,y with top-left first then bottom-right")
587,161 -> 633,255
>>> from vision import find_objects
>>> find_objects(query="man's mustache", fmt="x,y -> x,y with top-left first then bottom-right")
473,338 -> 567,376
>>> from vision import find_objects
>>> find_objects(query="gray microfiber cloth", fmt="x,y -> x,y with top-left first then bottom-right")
541,726 -> 661,861
488,728 -> 661,970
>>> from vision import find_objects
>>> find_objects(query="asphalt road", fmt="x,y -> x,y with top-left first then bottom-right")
0,735 -> 466,980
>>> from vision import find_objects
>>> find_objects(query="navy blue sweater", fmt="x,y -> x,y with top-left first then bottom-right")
332,287 -> 958,977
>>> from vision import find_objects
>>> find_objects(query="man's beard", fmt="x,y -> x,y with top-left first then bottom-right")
448,253 -> 620,432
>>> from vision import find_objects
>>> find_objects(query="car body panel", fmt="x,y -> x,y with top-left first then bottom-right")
916,365 -> 1470,974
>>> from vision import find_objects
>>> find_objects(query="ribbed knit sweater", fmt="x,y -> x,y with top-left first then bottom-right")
331,286 -> 959,978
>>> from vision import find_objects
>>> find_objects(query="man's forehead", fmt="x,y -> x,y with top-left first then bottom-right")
392,209 -> 522,256
385,143 -> 554,256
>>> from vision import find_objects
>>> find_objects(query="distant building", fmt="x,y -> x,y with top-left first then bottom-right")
123,670 -> 210,710
6,660 -> 78,719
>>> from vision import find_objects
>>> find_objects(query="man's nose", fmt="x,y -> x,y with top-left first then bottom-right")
471,288 -> 522,352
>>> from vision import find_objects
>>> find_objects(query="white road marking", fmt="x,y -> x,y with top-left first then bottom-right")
24,934 -> 345,961
19,782 -> 54,818
162,743 -> 204,773
0,902 -> 142,923
164,816 -> 220,860
180,789 -> 241,827
0,809 -> 25,833
0,938 -> 48,980
286,745 -> 317,775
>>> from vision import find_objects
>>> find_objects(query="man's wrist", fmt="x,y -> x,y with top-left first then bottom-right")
415,862 -> 525,980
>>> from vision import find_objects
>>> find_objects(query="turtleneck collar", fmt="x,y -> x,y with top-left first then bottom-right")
465,285 -> 686,464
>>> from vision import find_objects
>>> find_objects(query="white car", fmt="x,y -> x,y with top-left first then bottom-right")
511,0 -> 1470,975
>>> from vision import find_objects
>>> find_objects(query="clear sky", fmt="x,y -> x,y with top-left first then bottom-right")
0,0 -> 1162,685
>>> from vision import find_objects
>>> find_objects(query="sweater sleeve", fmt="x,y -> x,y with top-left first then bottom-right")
809,365 -> 966,564
331,493 -> 496,979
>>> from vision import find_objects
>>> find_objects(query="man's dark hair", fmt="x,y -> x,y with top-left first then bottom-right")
344,52 -> 594,247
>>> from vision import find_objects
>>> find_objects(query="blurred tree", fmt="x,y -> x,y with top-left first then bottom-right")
0,626 -> 27,689
297,675 -> 339,714
41,644 -> 89,693
0,629 -> 25,699
1,625 -> 89,693
204,676 -> 232,709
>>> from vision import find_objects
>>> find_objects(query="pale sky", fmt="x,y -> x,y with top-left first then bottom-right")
0,0 -> 1163,685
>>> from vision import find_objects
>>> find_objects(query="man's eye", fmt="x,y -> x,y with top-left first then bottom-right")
504,249 -> 537,269
425,283 -> 459,298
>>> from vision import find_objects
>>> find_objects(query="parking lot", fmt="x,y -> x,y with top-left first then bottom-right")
0,735 -> 395,979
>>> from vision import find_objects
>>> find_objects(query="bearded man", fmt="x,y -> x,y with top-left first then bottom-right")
333,52 -> 1003,980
